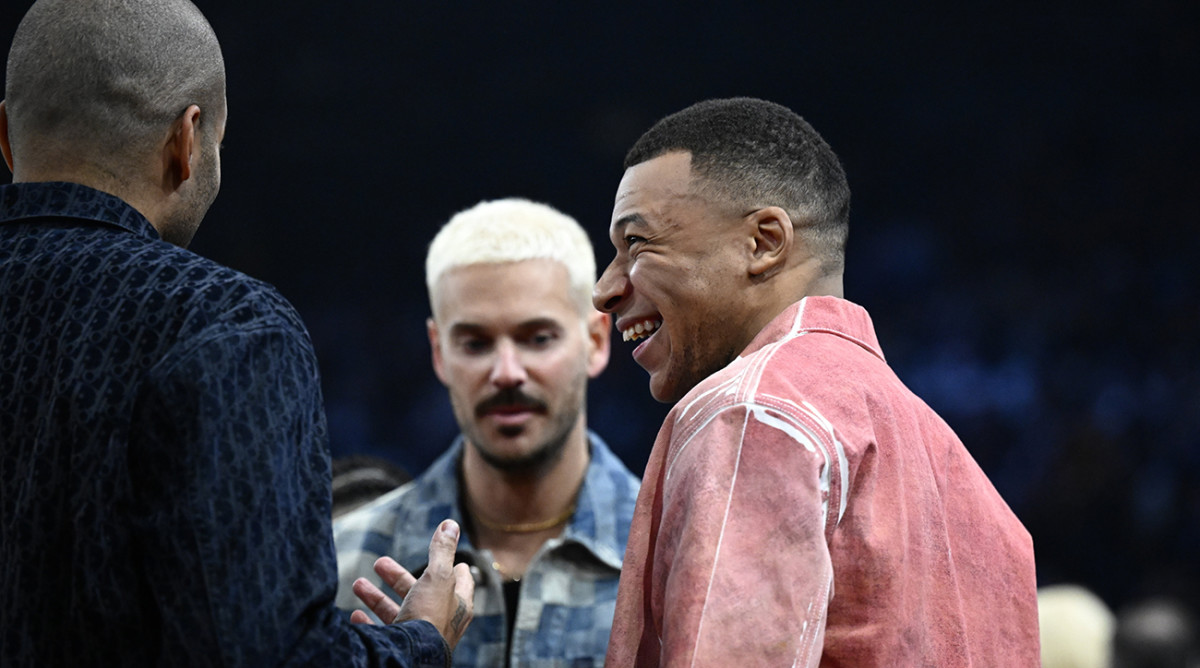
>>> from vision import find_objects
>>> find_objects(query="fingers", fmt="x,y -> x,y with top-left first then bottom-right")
384,519 -> 474,649
349,609 -> 374,625
424,519 -> 461,580
352,577 -> 401,625
352,522 -> 460,628
373,556 -> 418,599
449,562 -> 475,645
453,562 -> 473,607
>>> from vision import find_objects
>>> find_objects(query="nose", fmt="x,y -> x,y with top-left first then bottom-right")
489,340 -> 527,388
593,259 -> 630,314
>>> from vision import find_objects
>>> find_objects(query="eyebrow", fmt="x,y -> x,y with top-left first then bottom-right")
611,213 -> 647,233
447,323 -> 486,337
446,318 -> 564,337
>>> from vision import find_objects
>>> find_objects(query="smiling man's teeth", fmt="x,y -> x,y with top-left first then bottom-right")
623,319 -> 661,342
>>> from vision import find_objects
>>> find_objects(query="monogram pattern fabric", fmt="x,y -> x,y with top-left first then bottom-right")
0,182 -> 447,667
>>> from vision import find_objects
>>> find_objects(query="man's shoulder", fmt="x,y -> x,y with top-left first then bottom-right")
587,431 -> 641,486
1,207 -> 309,369
333,480 -> 418,542
54,229 -> 315,369
584,431 -> 642,522
13,206 -> 301,330
699,308 -> 884,400
141,244 -> 302,331
666,332 -> 847,434
119,251 -> 315,372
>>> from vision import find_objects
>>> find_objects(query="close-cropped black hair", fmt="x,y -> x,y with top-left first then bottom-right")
625,97 -> 851,271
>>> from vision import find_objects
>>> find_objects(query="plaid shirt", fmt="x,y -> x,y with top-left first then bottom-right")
334,432 -> 640,668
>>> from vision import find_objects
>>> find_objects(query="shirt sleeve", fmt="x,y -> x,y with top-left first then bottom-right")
653,402 -> 836,667
128,314 -> 448,668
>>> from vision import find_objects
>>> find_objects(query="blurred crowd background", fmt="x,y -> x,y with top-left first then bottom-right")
4,0 -> 1196,627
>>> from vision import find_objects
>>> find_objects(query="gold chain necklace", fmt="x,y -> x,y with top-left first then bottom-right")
491,560 -> 522,583
471,502 -> 576,534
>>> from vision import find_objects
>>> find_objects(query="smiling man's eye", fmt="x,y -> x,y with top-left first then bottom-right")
624,235 -> 646,248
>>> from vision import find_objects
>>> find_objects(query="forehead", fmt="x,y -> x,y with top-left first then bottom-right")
610,151 -> 702,233
432,259 -> 581,326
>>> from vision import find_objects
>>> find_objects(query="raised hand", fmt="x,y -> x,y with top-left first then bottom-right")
350,519 -> 474,650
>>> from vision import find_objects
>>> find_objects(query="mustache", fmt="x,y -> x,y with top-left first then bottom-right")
474,388 -> 547,417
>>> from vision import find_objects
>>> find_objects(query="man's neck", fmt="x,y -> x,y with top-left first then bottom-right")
460,422 -> 591,579
12,162 -> 166,235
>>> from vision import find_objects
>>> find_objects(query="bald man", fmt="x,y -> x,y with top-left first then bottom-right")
0,1 -> 470,665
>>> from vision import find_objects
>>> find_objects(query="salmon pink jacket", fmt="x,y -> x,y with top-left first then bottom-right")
606,296 -> 1039,667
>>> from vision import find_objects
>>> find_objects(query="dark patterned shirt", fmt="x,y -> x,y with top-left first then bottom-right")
0,182 -> 448,667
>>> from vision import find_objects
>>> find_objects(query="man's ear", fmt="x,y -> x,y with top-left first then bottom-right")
162,104 -> 201,192
585,310 -> 611,378
427,317 -> 449,385
746,206 -> 794,278
0,100 -> 15,174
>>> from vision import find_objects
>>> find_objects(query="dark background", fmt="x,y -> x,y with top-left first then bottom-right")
4,0 -> 1198,618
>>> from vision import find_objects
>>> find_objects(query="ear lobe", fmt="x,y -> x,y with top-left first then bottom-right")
0,100 -> 14,174
747,206 -> 793,278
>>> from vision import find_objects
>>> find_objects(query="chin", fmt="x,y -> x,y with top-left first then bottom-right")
651,365 -> 710,404
648,378 -> 681,404
479,448 -> 557,474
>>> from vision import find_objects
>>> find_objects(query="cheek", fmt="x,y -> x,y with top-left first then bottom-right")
627,257 -> 666,292
535,348 -> 590,387
439,358 -> 489,391
635,255 -> 720,306
629,266 -> 684,315
538,352 -> 581,384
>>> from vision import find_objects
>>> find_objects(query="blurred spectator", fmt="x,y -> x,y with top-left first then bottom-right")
331,455 -> 412,519
1037,584 -> 1115,668
1112,597 -> 1200,668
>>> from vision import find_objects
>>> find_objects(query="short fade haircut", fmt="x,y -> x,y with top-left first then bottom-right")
5,0 -> 225,175
425,198 -> 597,316
625,97 -> 851,272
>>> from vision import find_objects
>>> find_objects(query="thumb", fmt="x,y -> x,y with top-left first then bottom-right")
425,519 -> 461,578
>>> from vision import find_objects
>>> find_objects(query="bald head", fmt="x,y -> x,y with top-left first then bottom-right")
4,0 -> 225,181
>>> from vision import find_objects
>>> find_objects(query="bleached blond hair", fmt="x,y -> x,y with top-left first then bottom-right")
425,198 -> 596,315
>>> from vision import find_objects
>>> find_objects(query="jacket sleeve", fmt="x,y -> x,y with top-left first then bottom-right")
653,403 -> 837,667
128,313 -> 448,668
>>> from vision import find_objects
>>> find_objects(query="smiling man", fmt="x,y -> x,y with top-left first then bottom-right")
333,198 -> 641,667
593,98 -> 1040,666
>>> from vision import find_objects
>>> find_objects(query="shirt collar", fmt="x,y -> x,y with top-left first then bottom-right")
740,295 -> 886,363
390,431 -> 635,572
0,181 -> 160,241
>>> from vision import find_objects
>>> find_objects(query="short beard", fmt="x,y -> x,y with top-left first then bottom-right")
465,386 -> 584,478
473,422 -> 573,476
